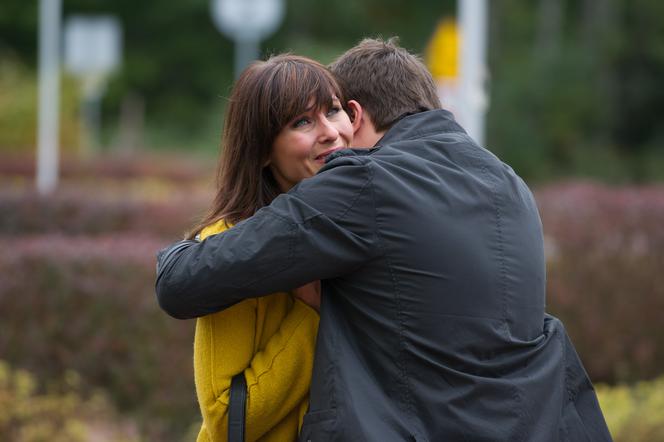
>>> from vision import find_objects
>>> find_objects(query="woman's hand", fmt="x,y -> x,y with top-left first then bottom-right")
292,281 -> 321,312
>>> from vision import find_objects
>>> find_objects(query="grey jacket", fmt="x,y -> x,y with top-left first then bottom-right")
156,110 -> 611,441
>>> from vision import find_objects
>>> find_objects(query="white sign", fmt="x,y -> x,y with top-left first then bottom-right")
211,0 -> 284,41
65,15 -> 122,76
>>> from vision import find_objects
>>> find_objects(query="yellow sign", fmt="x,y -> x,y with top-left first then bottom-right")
426,18 -> 459,80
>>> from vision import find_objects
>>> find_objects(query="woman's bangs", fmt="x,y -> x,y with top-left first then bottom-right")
306,68 -> 342,112
272,62 -> 342,128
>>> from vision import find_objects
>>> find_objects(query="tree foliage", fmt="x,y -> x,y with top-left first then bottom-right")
488,0 -> 664,181
1,0 -> 663,180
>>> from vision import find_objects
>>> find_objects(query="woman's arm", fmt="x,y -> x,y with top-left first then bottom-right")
291,281 -> 321,312
195,298 -> 319,441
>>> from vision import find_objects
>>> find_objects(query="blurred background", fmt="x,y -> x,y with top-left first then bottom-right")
1,0 -> 663,440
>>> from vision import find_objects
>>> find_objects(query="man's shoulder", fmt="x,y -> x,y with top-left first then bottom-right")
311,147 -> 378,179
284,149 -> 377,220
322,147 -> 379,167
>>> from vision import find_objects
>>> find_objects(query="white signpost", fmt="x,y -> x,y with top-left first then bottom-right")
64,15 -> 122,151
427,1 -> 489,147
36,0 -> 62,194
211,0 -> 285,78
459,0 -> 489,147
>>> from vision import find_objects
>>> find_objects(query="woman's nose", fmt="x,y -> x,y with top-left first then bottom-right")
317,117 -> 339,143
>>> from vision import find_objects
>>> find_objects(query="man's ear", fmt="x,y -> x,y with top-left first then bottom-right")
346,100 -> 363,134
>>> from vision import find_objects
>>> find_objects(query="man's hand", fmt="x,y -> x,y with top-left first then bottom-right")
292,281 -> 321,312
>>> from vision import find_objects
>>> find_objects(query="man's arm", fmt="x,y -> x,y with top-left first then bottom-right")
155,156 -> 377,319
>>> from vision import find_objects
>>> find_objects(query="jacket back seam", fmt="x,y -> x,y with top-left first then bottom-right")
335,159 -> 375,222
481,164 -> 528,440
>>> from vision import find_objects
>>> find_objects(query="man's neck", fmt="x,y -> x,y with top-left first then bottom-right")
352,127 -> 384,148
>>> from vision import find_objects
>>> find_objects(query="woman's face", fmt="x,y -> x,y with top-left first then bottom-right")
268,96 -> 353,192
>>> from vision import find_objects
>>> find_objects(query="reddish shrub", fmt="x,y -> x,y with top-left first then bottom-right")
1,162 -> 662,441
0,234 -> 198,440
0,152 -> 214,184
0,188 -> 209,238
536,181 -> 664,383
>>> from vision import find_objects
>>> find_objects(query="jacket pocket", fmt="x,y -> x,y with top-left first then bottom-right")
300,408 -> 336,441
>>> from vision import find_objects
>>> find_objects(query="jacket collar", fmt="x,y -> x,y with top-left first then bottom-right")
324,110 -> 468,164
376,109 -> 466,147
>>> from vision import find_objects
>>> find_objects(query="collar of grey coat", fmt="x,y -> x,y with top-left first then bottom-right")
378,108 -> 467,146
323,109 -> 467,166
324,146 -> 381,164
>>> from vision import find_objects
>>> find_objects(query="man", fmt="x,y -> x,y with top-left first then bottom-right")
157,38 -> 610,441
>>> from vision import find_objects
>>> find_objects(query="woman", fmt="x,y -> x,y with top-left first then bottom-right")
189,54 -> 356,441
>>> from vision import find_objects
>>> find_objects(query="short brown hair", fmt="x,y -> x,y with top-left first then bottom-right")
329,37 -> 441,132
187,54 -> 343,238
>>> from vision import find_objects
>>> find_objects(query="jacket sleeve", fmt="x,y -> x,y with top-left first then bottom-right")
156,157 -> 378,319
195,298 -> 319,441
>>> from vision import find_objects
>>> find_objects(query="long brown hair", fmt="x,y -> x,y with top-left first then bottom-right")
188,54 -> 344,239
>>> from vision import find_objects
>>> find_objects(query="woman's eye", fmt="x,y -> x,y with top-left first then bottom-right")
326,106 -> 340,117
293,117 -> 311,128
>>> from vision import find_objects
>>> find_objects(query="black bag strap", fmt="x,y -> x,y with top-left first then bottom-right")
228,372 -> 247,442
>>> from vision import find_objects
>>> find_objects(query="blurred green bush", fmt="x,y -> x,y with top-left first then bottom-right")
0,360 -> 140,442
597,375 -> 664,441
0,57 -> 80,152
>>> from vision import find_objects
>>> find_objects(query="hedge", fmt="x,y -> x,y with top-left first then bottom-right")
537,182 -> 664,382
0,153 -> 213,184
0,360 -> 141,442
597,375 -> 664,441
0,234 -> 198,440
0,188 -> 208,238
1,173 -> 662,439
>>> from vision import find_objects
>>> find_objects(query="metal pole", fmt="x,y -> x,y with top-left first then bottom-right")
36,0 -> 62,194
80,75 -> 105,153
459,0 -> 489,147
80,94 -> 102,153
234,37 -> 260,79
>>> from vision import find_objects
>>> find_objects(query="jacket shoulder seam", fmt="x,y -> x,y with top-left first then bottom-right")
336,159 -> 375,222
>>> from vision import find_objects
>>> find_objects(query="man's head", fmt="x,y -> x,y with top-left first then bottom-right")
330,37 -> 441,147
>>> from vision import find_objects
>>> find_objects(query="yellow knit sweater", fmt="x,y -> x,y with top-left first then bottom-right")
195,220 -> 320,442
